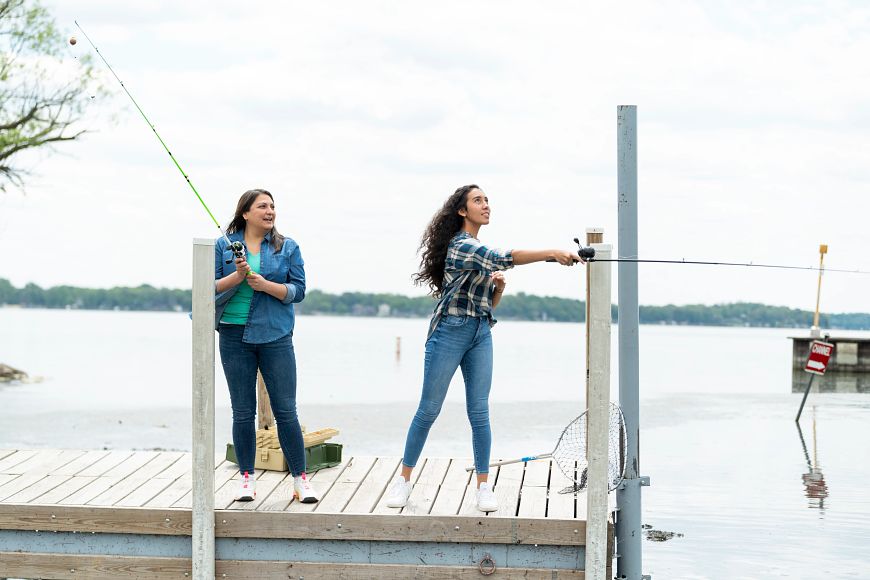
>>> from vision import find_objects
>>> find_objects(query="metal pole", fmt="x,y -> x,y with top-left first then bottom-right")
192,238 -> 215,579
795,374 -> 816,423
616,105 -> 645,579
586,244 -> 612,580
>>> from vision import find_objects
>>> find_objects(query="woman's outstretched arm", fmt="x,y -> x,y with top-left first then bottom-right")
512,249 -> 579,266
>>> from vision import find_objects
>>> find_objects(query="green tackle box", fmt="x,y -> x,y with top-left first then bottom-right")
226,442 -> 343,472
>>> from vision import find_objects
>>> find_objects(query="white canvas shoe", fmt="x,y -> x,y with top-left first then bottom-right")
385,476 -> 412,508
293,473 -> 319,504
476,482 -> 498,512
236,471 -> 256,502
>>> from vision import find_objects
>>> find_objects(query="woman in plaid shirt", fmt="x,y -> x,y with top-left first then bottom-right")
386,184 -> 581,512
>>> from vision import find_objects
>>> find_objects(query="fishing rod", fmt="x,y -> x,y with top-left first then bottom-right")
73,21 -> 246,266
558,238 -> 870,275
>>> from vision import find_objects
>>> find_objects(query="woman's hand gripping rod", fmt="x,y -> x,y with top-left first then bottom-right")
225,241 -> 253,277
546,237 -> 596,263
226,241 -> 246,264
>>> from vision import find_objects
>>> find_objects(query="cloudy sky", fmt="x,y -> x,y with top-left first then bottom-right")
3,1 -> 868,312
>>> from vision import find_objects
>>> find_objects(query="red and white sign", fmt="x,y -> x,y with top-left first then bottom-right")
805,340 -> 835,376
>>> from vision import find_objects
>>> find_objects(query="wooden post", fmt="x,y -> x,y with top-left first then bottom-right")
191,238 -> 215,580
257,370 -> 274,430
585,228 -> 604,408
585,243 -> 612,580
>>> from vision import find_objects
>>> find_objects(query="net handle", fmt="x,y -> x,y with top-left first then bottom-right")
465,453 -> 553,473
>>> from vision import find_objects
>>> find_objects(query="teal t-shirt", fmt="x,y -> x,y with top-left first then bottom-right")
220,252 -> 261,325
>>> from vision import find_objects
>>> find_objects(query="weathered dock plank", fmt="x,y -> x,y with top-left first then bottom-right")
492,461 -> 525,517
518,460 -> 550,518
89,452 -> 185,507
285,458 -> 350,513
403,456 -> 450,515
547,460 -> 577,519
0,450 -> 86,502
49,450 -> 110,476
0,450 -> 39,473
33,475 -> 98,505
0,552 -> 588,580
429,457 -> 472,516
342,456 -> 400,514
372,456 -> 427,515
5,474 -> 72,504
173,459 -> 238,509
315,455 -> 376,513
75,450 -> 135,477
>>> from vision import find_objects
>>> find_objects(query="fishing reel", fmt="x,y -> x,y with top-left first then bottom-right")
547,238 -> 596,263
573,237 -> 596,260
225,241 -> 247,264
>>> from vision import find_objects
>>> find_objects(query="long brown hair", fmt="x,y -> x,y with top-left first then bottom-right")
413,184 -> 479,297
226,189 -> 285,252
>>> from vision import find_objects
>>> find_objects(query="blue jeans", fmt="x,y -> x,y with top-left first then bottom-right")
402,315 -> 494,474
218,324 -> 306,476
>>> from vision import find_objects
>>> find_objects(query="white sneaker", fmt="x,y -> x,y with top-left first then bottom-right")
476,482 -> 498,512
385,476 -> 412,508
293,473 -> 318,504
236,471 -> 256,502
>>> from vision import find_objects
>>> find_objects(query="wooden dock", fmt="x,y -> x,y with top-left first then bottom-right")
790,335 -> 870,393
0,448 -> 612,579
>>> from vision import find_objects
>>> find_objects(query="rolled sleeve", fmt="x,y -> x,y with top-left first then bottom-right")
283,246 -> 306,304
281,282 -> 296,304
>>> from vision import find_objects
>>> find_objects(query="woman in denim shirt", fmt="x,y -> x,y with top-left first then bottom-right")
385,184 -> 582,512
214,188 -> 317,504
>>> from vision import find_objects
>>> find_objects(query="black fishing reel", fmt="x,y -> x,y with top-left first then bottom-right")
547,238 -> 596,263
573,237 -> 596,260
225,240 -> 247,264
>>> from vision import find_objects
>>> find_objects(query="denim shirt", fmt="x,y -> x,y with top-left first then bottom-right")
214,230 -> 306,344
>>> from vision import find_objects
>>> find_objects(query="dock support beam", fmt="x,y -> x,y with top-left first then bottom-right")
192,238 -> 215,579
616,105 -> 644,579
586,243 -> 613,580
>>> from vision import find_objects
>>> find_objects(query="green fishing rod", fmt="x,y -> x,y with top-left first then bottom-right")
73,20 -> 246,264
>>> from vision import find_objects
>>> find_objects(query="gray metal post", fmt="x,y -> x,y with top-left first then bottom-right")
616,105 -> 646,579
192,238 -> 215,579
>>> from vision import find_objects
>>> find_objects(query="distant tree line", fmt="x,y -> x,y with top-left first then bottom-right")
1,278 -> 868,329
0,278 -> 189,312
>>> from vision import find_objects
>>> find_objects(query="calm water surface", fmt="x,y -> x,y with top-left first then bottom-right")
1,308 -> 868,579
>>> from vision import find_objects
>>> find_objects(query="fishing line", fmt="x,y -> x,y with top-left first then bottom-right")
588,258 -> 870,275
565,239 -> 869,275
73,21 -> 232,246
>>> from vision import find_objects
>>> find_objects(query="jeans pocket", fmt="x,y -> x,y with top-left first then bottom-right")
440,315 -> 467,327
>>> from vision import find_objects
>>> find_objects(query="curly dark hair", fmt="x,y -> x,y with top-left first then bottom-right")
413,184 -> 480,297
226,188 -> 285,252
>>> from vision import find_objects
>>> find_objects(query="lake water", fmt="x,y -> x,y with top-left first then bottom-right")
1,308 -> 869,579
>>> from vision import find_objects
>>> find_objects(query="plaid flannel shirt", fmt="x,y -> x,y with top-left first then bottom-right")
427,231 -> 514,339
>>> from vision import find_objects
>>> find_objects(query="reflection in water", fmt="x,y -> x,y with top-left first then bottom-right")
796,407 -> 829,511
791,370 -> 870,393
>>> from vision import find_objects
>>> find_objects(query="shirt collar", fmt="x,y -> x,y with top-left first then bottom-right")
228,229 -> 272,243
